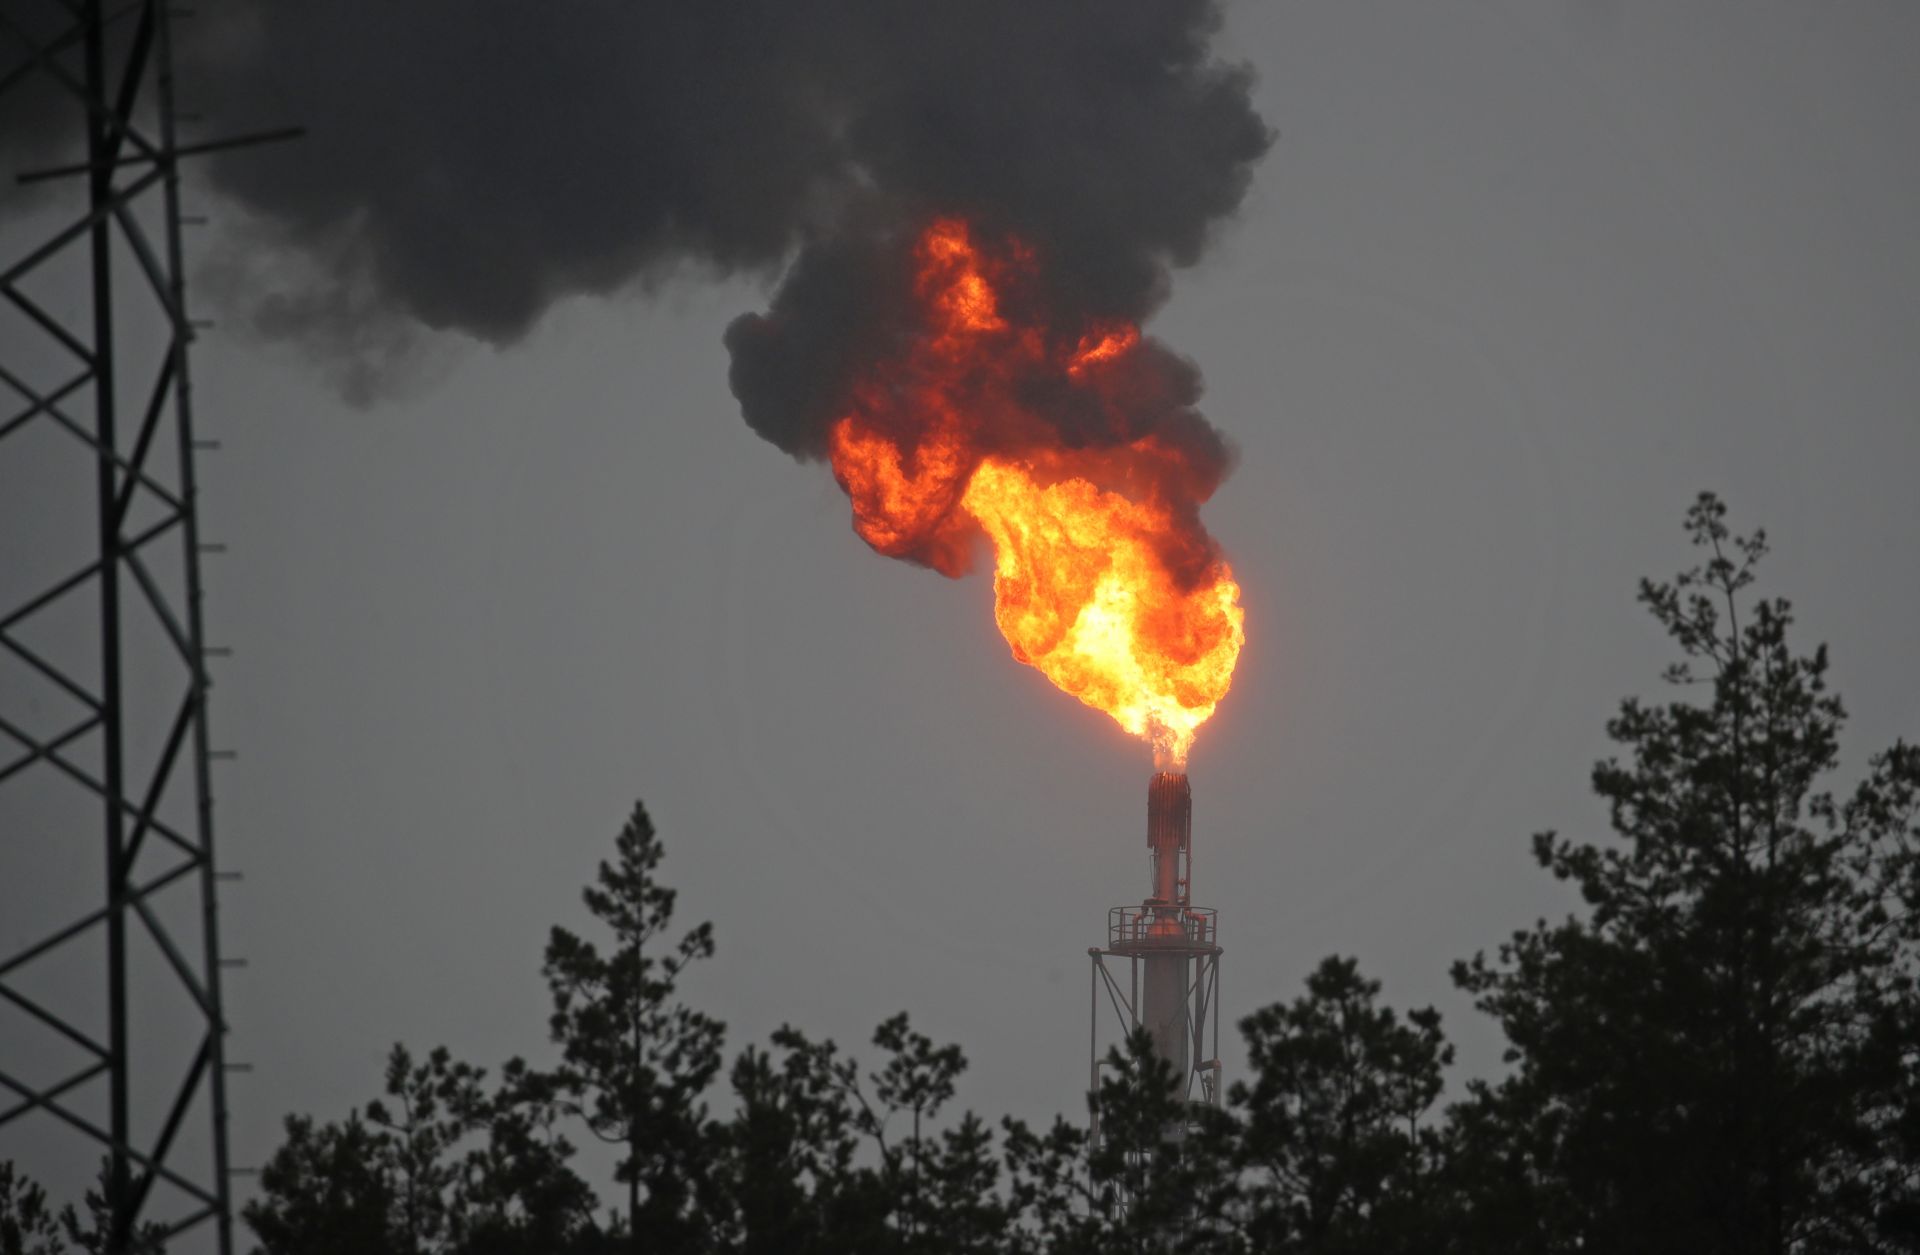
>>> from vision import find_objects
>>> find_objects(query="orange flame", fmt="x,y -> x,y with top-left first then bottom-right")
828,219 -> 1244,766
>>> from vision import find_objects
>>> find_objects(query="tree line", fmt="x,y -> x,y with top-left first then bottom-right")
5,494 -> 1918,1255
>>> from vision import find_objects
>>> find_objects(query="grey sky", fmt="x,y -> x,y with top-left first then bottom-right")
4,0 -> 1919,1224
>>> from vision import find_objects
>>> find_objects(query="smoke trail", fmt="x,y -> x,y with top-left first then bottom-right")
6,3 -> 1269,422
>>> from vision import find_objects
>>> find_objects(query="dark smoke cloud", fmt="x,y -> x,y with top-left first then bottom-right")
7,1 -> 1269,432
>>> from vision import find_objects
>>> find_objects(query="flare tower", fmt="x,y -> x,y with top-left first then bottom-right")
1088,772 -> 1224,1138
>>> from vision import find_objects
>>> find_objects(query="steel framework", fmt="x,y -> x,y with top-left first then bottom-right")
1086,773 -> 1225,1159
1086,919 -> 1225,1137
0,2 -> 277,1249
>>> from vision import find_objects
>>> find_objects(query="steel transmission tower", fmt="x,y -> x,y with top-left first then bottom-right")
0,3 -> 285,1249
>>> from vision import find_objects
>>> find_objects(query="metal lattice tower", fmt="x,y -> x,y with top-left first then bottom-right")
0,2 -> 286,1248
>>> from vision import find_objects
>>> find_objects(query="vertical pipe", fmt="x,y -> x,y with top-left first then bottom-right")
154,2 -> 234,1248
1142,774 -> 1193,1079
1146,773 -> 1191,906
1191,956 -> 1205,1077
1179,775 -> 1194,907
1142,955 -> 1189,1081
84,4 -> 131,1248
1213,954 -> 1222,1107
1088,951 -> 1099,1156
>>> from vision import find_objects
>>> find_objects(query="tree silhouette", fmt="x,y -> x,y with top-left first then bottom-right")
1006,1028 -> 1239,1255
244,1110 -> 401,1254
1453,492 -> 1920,1252
242,1045 -> 596,1254
1231,955 -> 1453,1254
12,491 -> 1909,1254
540,801 -> 724,1253
0,1162 -> 168,1255
2,1161 -> 65,1255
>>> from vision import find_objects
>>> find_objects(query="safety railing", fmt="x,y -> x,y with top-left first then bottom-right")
1107,904 -> 1217,951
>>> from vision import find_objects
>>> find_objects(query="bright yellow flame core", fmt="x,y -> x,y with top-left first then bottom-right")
961,460 -> 1244,766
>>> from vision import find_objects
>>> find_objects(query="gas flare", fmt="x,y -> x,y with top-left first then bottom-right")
826,220 -> 1244,766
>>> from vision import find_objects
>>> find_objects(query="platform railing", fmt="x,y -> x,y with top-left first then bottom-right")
1106,904 -> 1218,951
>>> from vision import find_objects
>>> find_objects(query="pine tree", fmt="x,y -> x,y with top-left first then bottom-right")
1,1162 -> 64,1255
1231,956 -> 1453,1254
541,802 -> 725,1253
243,1045 -> 597,1254
1452,493 -> 1920,1253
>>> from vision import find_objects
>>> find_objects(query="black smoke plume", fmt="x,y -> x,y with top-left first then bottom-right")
5,1 -> 1270,450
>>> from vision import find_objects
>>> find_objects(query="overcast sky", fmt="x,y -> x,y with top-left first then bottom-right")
5,0 -> 1919,1222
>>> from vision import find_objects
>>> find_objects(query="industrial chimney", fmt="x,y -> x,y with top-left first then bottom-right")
1143,772 -> 1194,1075
1088,772 -> 1224,1140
